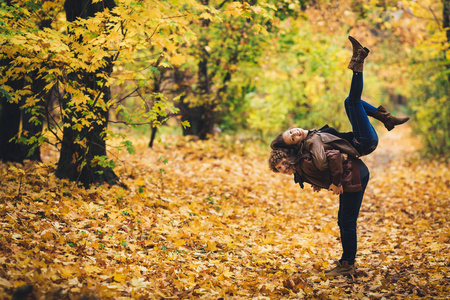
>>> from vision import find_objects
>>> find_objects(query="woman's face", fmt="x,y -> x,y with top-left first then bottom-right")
282,127 -> 306,145
275,158 -> 295,175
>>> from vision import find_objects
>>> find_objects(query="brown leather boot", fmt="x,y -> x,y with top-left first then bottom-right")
348,36 -> 370,72
324,261 -> 356,277
372,105 -> 410,131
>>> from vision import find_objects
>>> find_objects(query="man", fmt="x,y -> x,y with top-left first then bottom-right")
268,147 -> 369,276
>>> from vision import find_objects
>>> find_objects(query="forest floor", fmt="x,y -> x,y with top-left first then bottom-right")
0,124 -> 449,299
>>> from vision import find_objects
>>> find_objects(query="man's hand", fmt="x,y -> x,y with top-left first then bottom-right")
329,183 -> 343,195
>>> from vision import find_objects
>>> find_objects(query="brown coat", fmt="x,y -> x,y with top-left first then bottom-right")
302,131 -> 360,171
294,149 -> 363,193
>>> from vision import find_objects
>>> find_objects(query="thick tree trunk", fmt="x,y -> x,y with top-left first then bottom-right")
56,101 -> 118,187
56,0 -> 119,187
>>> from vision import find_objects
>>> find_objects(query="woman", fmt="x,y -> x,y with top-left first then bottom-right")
271,36 -> 410,169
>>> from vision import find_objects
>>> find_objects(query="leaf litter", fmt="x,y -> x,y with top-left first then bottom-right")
0,126 -> 449,299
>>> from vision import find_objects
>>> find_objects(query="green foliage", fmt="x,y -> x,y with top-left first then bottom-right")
408,60 -> 450,157
178,1 -> 276,117
0,88 -> 12,102
244,25 -> 356,136
385,0 -> 450,157
93,155 -> 117,170
120,140 -> 135,155
216,80 -> 254,132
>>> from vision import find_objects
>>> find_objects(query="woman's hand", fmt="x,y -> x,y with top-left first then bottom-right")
312,185 -> 321,192
329,183 -> 343,195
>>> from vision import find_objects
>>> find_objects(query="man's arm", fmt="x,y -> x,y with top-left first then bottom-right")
326,150 -> 344,194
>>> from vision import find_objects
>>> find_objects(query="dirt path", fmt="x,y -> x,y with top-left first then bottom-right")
363,125 -> 420,170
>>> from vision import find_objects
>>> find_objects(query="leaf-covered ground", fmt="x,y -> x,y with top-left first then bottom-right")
1,126 -> 449,299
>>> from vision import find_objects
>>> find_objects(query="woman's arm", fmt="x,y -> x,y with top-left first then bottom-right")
308,134 -> 329,171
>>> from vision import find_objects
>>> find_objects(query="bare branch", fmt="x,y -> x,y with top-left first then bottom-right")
217,0 -> 229,9
111,88 -> 140,106
162,15 -> 190,19
109,120 -> 157,126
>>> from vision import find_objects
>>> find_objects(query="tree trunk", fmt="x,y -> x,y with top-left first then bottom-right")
148,62 -> 165,148
0,86 -> 23,163
56,99 -> 118,187
0,2 -> 48,163
21,74 -> 46,162
56,0 -> 120,187
180,1 -> 216,140
0,67 -> 41,163
180,106 -> 211,139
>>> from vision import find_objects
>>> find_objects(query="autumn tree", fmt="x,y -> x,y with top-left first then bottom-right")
0,1 -> 56,163
0,3 -> 23,163
399,0 -> 450,156
444,0 -> 450,83
1,0 -> 202,186
176,1 -> 276,139
55,0 -> 202,186
54,0 -> 119,186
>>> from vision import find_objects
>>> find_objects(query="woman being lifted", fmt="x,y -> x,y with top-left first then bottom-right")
271,37 -> 410,175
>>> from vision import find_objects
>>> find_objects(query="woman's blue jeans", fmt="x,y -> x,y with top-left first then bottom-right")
344,72 -> 379,156
338,171 -> 370,265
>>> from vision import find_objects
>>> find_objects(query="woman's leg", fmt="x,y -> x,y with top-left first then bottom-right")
345,97 -> 377,118
337,172 -> 370,265
344,71 -> 378,155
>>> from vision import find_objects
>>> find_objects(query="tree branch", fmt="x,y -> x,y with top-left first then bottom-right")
111,88 -> 140,106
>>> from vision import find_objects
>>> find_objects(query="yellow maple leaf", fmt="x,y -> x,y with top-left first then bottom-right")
199,12 -> 213,20
84,265 -> 102,274
206,241 -> 217,252
113,273 -> 126,283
